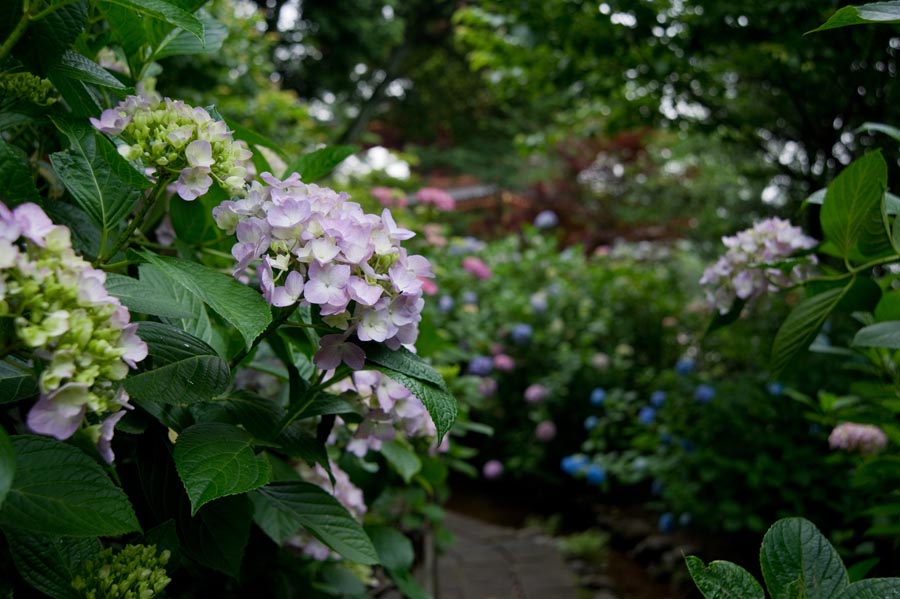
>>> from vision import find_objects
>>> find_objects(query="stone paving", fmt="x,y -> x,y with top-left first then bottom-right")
436,511 -> 581,599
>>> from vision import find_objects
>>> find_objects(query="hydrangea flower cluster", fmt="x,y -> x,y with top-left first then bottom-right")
330,370 -> 437,457
91,94 -> 252,201
71,544 -> 171,599
213,173 -> 433,364
288,461 -> 367,560
0,202 -> 147,461
415,187 -> 456,211
828,422 -> 888,454
700,217 -> 818,314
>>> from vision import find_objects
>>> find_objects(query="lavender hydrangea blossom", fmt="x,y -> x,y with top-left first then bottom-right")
213,172 -> 433,368
700,217 -> 818,314
90,94 -> 253,201
0,202 -> 147,461
828,422 -> 888,454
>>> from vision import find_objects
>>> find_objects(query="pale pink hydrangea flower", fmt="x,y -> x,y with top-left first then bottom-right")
828,422 -> 888,454
700,217 -> 818,314
524,384 -> 549,404
482,459 -> 504,479
371,186 -> 408,208
462,256 -> 491,280
535,420 -> 557,442
493,353 -> 515,372
415,187 -> 456,211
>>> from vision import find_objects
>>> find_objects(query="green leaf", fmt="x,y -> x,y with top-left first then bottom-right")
250,482 -> 379,564
47,70 -> 102,117
835,578 -> 900,598
49,118 -> 142,242
124,322 -> 231,405
0,357 -> 38,404
0,429 -> 13,509
0,436 -> 140,537
137,251 -> 272,349
95,134 -> 153,189
105,272 -> 194,319
760,518 -> 848,599
173,422 -> 270,515
10,2 -> 87,74
819,151 -> 888,261
179,494 -> 252,577
812,2 -> 900,32
223,115 -> 289,162
370,366 -> 457,442
153,9 -> 227,60
0,137 -> 40,204
284,146 -> 356,183
852,321 -> 900,349
98,0 -> 204,41
706,297 -> 747,334
167,185 -> 230,245
363,344 -> 448,389
685,555 -> 765,599
50,50 -> 128,90
380,439 -> 422,483
770,286 -> 848,379
366,525 -> 414,571
5,531 -> 101,599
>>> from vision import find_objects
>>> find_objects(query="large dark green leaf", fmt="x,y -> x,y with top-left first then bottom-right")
770,286 -> 848,379
852,321 -> 900,349
836,579 -> 900,598
760,518 -> 848,599
0,428 -> 13,509
0,357 -> 38,404
366,525 -> 414,571
173,422 -> 270,515
0,436 -> 140,537
363,344 -> 448,388
137,251 -> 272,349
49,118 -> 142,245
819,152 -> 888,261
124,322 -> 231,405
812,2 -> 900,32
370,366 -> 456,442
5,531 -> 100,599
153,9 -> 227,60
10,2 -> 87,74
179,494 -> 252,577
380,439 -> 422,483
98,0 -> 204,41
0,137 -> 40,205
105,271 -> 194,319
250,482 -> 378,564
284,146 -> 356,183
50,50 -> 128,90
686,556 -> 765,599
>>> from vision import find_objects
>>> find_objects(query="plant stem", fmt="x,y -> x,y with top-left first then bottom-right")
229,303 -> 299,369
99,178 -> 169,265
0,0 -> 80,64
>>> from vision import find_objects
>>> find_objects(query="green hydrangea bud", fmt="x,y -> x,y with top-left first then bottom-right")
0,73 -> 58,106
71,544 -> 171,599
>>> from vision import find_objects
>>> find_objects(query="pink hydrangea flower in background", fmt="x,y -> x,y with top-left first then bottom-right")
478,377 -> 498,397
415,187 -> 456,211
700,217 -> 818,315
423,224 -> 448,247
493,353 -> 515,372
535,420 -> 557,442
829,423 -> 888,454
591,353 -> 610,370
462,256 -> 491,280
482,459 -> 504,479
524,384 -> 549,404
419,277 -> 438,295
371,186 -> 408,208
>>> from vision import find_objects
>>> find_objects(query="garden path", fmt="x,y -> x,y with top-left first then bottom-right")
436,511 -> 581,599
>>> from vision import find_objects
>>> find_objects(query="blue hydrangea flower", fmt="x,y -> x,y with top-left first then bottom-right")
585,464 -> 606,486
509,323 -> 534,345
584,415 -> 599,431
766,381 -> 784,396
468,356 -> 493,376
637,406 -> 656,425
590,388 -> 606,406
462,291 -> 478,305
660,432 -> 672,446
659,512 -> 676,533
651,478 -> 664,496
438,295 -> 455,313
561,454 -> 589,476
694,384 -> 715,403
680,438 -> 697,453
674,357 -> 695,375
534,210 -> 559,229
632,457 -> 648,472
650,390 -> 666,407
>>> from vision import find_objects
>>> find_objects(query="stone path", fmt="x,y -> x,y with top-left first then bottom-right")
436,511 -> 580,599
